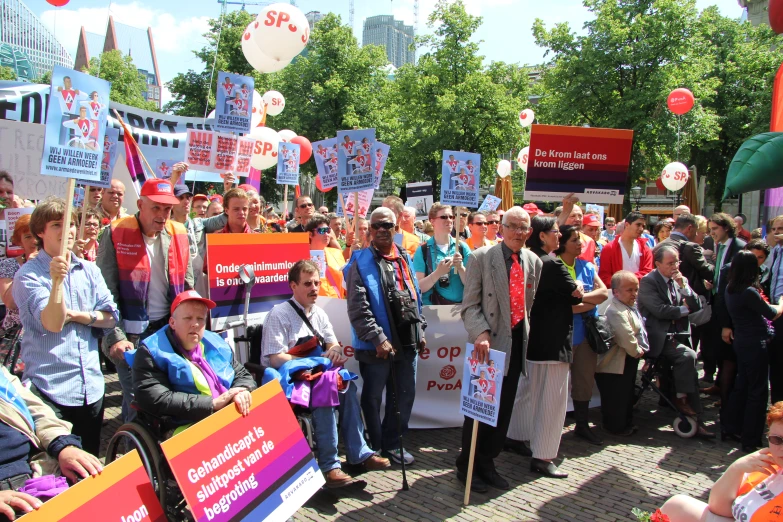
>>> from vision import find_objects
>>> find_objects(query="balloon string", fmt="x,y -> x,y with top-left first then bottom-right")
676,115 -> 680,162
203,6 -> 226,124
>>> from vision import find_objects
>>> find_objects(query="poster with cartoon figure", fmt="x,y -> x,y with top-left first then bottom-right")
441,150 -> 480,208
371,142 -> 389,189
459,343 -> 505,427
41,66 -> 110,182
215,71 -> 254,134
276,142 -> 300,185
312,138 -> 339,190
335,188 -> 374,219
336,129 -> 376,194
155,158 -> 187,187
97,126 -> 120,189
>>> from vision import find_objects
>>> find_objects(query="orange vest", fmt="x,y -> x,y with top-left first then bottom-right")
318,247 -> 346,299
401,229 -> 421,258
733,465 -> 783,521
466,237 -> 496,251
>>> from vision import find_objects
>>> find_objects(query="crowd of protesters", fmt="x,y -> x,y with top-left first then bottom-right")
0,162 -> 780,522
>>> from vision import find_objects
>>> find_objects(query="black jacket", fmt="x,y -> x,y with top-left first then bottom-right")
526,247 -> 581,363
660,233 -> 714,297
638,270 -> 702,358
132,330 -> 256,424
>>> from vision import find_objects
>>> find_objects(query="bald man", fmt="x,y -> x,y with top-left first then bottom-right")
99,180 -> 128,223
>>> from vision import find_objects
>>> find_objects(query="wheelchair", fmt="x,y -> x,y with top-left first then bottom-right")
633,355 -> 699,438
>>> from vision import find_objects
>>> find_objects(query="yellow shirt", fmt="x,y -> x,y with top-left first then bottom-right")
319,247 -> 347,299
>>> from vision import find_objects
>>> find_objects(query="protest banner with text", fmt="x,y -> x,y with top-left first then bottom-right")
276,142 -> 300,185
371,142 -> 389,189
524,124 -> 634,204
18,450 -> 165,522
0,119 -> 67,200
478,194 -> 502,213
459,344 -> 505,427
405,181 -> 434,218
97,126 -> 120,189
312,138 -> 338,190
5,207 -> 33,257
336,129 -> 376,194
336,188 -> 373,218
41,66 -> 110,183
160,381 -> 324,522
215,72 -> 253,134
206,233 -> 310,330
440,150 -> 480,208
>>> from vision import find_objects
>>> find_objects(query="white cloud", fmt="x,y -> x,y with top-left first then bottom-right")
40,2 -> 210,84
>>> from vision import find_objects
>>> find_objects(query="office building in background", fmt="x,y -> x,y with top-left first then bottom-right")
362,15 -> 415,68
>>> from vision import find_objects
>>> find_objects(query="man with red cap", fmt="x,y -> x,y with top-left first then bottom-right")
192,194 -> 209,218
97,178 -> 194,423
582,213 -> 606,263
522,203 -> 543,217
133,290 -> 256,432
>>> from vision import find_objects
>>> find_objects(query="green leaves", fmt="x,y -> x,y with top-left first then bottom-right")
723,132 -> 783,199
83,50 -> 157,111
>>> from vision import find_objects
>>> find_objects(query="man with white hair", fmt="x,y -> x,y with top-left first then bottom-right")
673,205 -> 691,220
401,206 -> 429,242
734,214 -> 751,242
456,206 -> 542,491
382,195 -> 422,257
344,207 -> 426,465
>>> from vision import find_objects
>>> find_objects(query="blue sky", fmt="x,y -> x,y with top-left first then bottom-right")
26,0 -> 744,103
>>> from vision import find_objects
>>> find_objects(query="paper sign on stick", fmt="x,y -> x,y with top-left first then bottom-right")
336,129 -> 376,194
160,381 -> 324,522
276,142 -> 300,185
441,150 -> 480,208
312,138 -> 339,190
97,126 -> 120,189
215,72 -> 254,134
459,343 -> 505,427
478,194 -> 502,212
371,142 -> 389,189
5,207 -> 34,257
336,189 -> 373,218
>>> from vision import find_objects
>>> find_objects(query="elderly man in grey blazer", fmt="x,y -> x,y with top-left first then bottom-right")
455,206 -> 542,493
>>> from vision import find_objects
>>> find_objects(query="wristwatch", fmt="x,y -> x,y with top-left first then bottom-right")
87,312 -> 97,326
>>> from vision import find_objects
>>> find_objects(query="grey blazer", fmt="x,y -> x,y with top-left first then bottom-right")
461,244 -> 542,376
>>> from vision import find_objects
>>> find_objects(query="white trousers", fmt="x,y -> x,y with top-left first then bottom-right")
508,360 -> 570,460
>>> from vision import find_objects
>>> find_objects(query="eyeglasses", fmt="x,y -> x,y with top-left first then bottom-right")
503,223 -> 530,234
546,229 -> 560,235
459,213 -> 469,218
89,187 -> 101,192
437,215 -> 455,221
300,280 -> 321,288
472,222 -> 488,227
486,220 -> 499,225
314,227 -> 330,235
84,222 -> 100,229
769,435 -> 783,445
662,261 -> 681,268
371,222 -> 396,231
298,202 -> 314,209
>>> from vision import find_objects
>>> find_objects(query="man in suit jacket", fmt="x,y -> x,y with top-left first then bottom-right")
456,206 -> 542,493
638,244 -> 714,438
660,213 -> 714,297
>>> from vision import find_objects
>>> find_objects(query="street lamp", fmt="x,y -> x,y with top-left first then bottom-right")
630,186 -> 643,211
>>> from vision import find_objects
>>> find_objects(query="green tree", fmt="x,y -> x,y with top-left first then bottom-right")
532,0 -> 720,210
83,50 -> 157,110
0,67 -> 16,81
379,0 -> 530,195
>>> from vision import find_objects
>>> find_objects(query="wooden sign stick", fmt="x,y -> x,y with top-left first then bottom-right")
463,420 -> 480,506
54,178 -> 76,304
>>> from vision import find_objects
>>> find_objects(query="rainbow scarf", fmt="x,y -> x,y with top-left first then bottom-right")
111,216 -> 189,334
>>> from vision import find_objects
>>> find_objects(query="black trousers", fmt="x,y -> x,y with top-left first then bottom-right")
770,317 -> 783,404
595,353 -> 638,433
456,326 -> 525,476
722,341 -> 770,447
31,385 -> 104,456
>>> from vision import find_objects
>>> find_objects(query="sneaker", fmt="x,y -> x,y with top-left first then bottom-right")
383,448 -> 414,465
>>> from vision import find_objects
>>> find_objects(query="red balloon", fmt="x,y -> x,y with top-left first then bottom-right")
46,0 -> 69,5
771,0 -> 783,34
656,178 -> 666,191
315,174 -> 333,192
290,136 -> 312,164
667,88 -> 694,115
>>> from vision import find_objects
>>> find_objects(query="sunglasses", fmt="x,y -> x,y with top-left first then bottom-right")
459,213 -> 469,217
300,280 -> 321,288
314,227 -> 330,235
371,222 -> 395,231
298,202 -> 314,209
769,435 -> 783,445
437,215 -> 455,221
486,220 -> 499,225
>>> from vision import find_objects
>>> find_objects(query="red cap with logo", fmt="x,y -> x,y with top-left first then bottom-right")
582,214 -> 601,227
522,203 -> 543,216
140,179 -> 179,205
192,194 -> 209,203
170,290 -> 216,316
208,194 -> 223,204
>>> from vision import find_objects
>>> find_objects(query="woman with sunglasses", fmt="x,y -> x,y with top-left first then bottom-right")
661,402 -> 783,521
720,251 -> 783,452
306,214 -> 346,298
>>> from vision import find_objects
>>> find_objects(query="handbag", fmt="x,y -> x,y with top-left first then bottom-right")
582,313 -> 613,355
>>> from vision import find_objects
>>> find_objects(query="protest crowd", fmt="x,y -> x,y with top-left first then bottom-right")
1,155 -> 782,522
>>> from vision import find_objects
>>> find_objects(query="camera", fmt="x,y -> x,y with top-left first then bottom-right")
438,275 -> 450,288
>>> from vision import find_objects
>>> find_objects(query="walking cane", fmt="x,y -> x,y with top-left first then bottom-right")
388,350 -> 410,491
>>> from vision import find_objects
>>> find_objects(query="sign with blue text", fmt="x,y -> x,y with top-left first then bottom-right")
312,138 -> 339,190
276,142 -> 300,185
215,72 -> 253,134
441,150 -> 480,208
459,344 -> 505,427
336,129 -> 376,193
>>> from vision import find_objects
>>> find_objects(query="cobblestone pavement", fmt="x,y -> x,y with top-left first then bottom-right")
100,372 -> 734,522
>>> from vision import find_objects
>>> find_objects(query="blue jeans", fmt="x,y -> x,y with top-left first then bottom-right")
310,381 -> 374,473
116,358 -> 136,424
357,348 -> 417,452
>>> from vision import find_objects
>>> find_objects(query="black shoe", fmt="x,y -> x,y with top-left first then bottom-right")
530,458 -> 568,478
721,430 -> 741,443
479,470 -> 509,490
456,469 -> 488,493
742,445 -> 760,453
504,438 -> 533,457
575,423 -> 603,445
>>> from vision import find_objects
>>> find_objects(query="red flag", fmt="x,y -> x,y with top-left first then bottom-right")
772,62 -> 783,131
124,136 -> 145,195
295,185 -> 301,199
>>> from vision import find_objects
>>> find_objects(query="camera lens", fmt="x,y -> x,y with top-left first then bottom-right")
438,275 -> 450,288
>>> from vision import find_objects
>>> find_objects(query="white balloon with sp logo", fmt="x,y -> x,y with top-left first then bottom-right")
253,3 -> 310,62
278,129 -> 297,142
519,109 -> 535,128
517,146 -> 530,172
249,126 -> 280,170
263,90 -> 285,116
241,21 -> 291,74
496,160 -> 512,178
661,162 -> 689,191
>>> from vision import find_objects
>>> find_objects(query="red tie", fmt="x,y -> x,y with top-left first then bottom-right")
510,252 -> 525,328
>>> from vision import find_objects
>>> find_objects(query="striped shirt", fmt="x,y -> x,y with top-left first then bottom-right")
261,300 -> 338,368
13,250 -> 119,406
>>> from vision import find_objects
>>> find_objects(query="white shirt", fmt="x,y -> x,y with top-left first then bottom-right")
144,234 -> 169,321
621,239 -> 640,273
261,299 -> 338,368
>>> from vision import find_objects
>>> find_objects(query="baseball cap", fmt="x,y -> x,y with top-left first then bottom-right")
140,179 -> 179,205
238,183 -> 256,193
522,203 -> 543,216
582,214 -> 601,227
192,194 -> 209,203
208,194 -> 223,204
174,185 -> 193,198
170,290 -> 216,316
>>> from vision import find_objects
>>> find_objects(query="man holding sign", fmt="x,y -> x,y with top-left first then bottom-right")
456,206 -> 541,492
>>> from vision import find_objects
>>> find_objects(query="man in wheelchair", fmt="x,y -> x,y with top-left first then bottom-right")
0,366 -> 102,521
261,260 -> 390,489
132,290 -> 256,435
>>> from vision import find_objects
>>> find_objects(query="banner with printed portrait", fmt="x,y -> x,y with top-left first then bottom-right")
98,126 -> 120,189
276,142 -> 300,185
336,128 -> 376,193
440,150 -> 480,208
215,72 -> 253,134
312,138 -> 339,189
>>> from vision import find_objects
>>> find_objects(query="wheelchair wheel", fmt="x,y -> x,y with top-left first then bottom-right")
672,415 -> 698,438
106,423 -> 170,513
